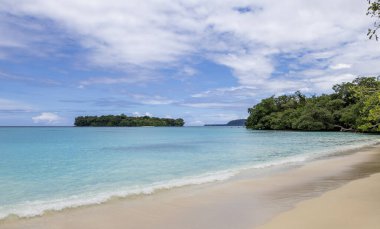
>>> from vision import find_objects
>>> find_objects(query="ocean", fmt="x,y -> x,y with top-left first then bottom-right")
0,127 -> 378,220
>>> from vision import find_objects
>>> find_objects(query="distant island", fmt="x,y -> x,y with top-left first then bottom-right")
246,77 -> 380,133
74,114 -> 184,127
205,119 -> 246,126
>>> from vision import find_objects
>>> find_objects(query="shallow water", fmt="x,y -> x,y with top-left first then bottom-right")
0,127 -> 378,219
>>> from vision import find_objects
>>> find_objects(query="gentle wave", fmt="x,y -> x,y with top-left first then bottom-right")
0,170 -> 237,220
0,156 -> 308,220
1,139 -> 378,221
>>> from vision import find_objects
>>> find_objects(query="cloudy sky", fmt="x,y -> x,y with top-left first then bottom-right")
0,0 -> 379,126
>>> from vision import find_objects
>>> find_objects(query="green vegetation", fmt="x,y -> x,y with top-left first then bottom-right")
74,114 -> 184,127
204,119 -> 246,126
367,0 -> 380,40
226,119 -> 246,126
246,77 -> 380,133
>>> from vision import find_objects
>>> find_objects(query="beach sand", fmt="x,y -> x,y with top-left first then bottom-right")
1,145 -> 380,229
257,172 -> 380,229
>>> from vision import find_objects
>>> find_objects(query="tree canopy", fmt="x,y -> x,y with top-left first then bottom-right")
74,114 -> 184,127
367,0 -> 380,40
246,77 -> 380,132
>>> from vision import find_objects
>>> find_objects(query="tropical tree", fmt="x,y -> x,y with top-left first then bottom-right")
74,115 -> 185,127
367,0 -> 380,40
246,77 -> 380,133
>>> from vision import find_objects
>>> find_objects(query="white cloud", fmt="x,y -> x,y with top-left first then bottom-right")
330,63 -> 351,70
132,111 -> 153,117
181,66 -> 197,76
0,0 -> 379,94
32,112 -> 63,124
214,53 -> 274,85
1,0 -> 198,68
307,73 -> 357,91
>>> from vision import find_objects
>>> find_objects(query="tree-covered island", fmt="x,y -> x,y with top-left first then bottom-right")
246,77 -> 380,133
74,114 -> 184,127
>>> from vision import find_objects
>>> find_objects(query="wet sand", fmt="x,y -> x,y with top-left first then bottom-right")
1,145 -> 380,229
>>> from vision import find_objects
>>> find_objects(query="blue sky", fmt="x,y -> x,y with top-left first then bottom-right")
0,0 -> 380,126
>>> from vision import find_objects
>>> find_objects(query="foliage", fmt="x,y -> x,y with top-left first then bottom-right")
205,119 -> 246,126
74,114 -> 184,127
246,77 -> 380,133
226,119 -> 246,126
357,91 -> 380,131
367,0 -> 380,40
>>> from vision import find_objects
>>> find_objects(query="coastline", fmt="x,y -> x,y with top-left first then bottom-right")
1,144 -> 380,229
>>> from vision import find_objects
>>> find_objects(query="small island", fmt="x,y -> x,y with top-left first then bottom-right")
74,114 -> 184,127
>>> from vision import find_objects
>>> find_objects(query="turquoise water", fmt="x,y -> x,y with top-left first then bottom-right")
0,127 -> 378,219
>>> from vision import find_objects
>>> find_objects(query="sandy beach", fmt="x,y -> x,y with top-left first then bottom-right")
257,172 -> 380,229
2,1 -> 379,228
1,144 -> 380,229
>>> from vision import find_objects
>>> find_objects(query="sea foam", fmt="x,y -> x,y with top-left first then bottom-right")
0,153 -> 320,220
0,170 -> 237,220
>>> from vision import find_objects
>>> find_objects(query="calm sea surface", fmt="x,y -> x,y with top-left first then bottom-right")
0,127 -> 378,219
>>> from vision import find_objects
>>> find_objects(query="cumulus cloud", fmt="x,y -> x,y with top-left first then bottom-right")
1,0 -> 198,68
330,63 -> 351,70
132,111 -> 153,117
214,53 -> 274,85
132,111 -> 140,117
0,0 -> 379,95
32,112 -> 63,124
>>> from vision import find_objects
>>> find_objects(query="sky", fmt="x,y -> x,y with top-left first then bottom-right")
0,0 -> 380,126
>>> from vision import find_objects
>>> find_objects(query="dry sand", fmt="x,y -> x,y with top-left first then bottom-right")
257,172 -> 380,229
1,145 -> 380,229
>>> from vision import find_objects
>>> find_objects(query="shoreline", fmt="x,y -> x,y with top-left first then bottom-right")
1,144 -> 380,228
0,144 -> 380,228
1,140 -> 377,221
